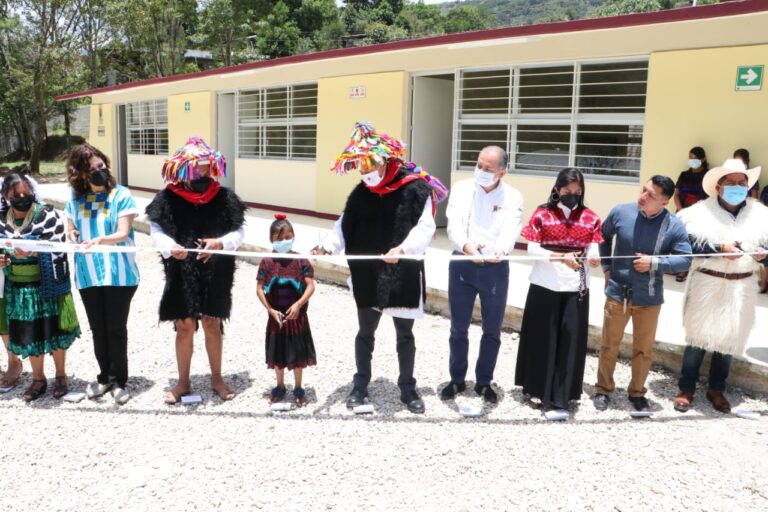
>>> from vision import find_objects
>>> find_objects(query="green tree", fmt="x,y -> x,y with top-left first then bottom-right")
250,1 -> 301,59
443,5 -> 497,34
195,0 -> 249,66
396,2 -> 446,38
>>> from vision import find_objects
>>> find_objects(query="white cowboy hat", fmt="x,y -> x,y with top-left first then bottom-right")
702,158 -> 761,197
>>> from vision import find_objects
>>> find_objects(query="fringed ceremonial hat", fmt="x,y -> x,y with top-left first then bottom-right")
161,136 -> 226,183
330,121 -> 406,175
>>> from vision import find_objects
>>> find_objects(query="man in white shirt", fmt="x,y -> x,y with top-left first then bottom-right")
442,146 -> 523,403
314,122 -> 448,414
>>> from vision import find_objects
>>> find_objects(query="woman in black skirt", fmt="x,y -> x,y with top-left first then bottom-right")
514,168 -> 602,420
256,214 -> 316,407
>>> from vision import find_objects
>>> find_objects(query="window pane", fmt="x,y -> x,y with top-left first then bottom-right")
515,124 -> 570,173
265,87 -> 288,119
292,84 -> 317,118
238,91 -> 261,122
155,99 -> 168,125
575,124 -> 643,178
238,126 -> 261,158
457,123 -> 507,169
157,128 -> 168,155
460,69 -> 511,117
291,124 -> 316,159
143,128 -> 157,155
579,61 -> 648,113
518,66 -> 573,114
128,129 -> 142,153
264,125 -> 288,158
127,104 -> 140,127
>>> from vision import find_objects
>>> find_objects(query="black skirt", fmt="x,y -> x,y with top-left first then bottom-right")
514,284 -> 589,410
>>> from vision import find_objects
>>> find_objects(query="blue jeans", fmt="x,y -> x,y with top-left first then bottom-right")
448,259 -> 509,386
678,345 -> 732,393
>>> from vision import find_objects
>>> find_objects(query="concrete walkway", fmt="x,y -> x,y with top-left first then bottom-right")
39,182 -> 768,392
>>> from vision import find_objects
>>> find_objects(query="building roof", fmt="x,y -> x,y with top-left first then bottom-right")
56,0 -> 767,101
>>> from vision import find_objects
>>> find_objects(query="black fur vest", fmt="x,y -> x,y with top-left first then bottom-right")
145,186 -> 246,321
342,178 -> 431,309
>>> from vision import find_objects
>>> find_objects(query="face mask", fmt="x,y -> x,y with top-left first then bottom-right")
559,193 -> 580,209
361,171 -> 384,188
89,169 -> 109,187
189,177 -> 211,193
474,166 -> 497,188
721,185 -> 748,206
272,239 -> 294,253
688,159 -> 702,169
10,195 -> 34,212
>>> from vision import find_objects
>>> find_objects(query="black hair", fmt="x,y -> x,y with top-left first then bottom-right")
733,148 -> 750,167
689,146 -> 709,171
650,175 -> 676,199
547,167 -> 586,210
269,216 -> 294,241
1,173 -> 34,208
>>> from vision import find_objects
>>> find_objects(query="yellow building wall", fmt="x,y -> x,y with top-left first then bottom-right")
126,155 -> 167,190
644,44 -> 768,203
235,159 -> 316,211
88,104 -> 115,163
450,172 -> 638,222
168,91 -> 214,152
315,71 -> 409,215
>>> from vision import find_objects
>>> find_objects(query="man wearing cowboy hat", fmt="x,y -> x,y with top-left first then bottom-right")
674,158 -> 768,414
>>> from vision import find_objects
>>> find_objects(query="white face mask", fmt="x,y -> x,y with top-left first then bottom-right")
688,158 -> 702,169
361,170 -> 384,188
474,166 -> 497,188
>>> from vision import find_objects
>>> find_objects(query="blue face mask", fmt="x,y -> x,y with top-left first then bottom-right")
272,239 -> 294,253
721,185 -> 748,206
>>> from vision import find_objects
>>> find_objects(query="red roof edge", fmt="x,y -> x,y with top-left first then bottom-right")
56,0 -> 766,101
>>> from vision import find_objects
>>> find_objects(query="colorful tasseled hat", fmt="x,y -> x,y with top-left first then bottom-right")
330,121 -> 406,175
161,136 -> 226,183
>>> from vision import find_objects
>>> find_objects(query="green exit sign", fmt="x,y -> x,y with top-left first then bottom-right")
184,101 -> 191,112
736,65 -> 763,91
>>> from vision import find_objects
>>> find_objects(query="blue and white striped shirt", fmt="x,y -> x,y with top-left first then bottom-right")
65,185 -> 140,290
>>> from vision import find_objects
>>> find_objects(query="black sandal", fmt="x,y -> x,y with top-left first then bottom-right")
270,386 -> 286,403
293,387 -> 308,407
52,376 -> 69,399
23,379 -> 48,402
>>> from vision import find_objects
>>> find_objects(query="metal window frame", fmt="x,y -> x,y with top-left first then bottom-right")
236,81 -> 318,162
453,57 -> 649,183
126,98 -> 168,156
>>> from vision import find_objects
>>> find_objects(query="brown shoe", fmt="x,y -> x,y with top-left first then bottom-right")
23,379 -> 48,402
52,376 -> 69,399
706,389 -> 731,413
674,390 -> 694,413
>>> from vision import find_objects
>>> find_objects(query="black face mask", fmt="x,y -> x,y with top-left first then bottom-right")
10,195 -> 34,212
189,177 -> 211,193
89,169 -> 110,187
559,193 -> 581,209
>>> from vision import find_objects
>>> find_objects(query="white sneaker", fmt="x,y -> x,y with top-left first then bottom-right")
85,382 -> 112,399
544,409 -> 569,421
112,387 -> 131,405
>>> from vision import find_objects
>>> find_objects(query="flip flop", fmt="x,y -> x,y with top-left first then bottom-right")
163,388 -> 190,405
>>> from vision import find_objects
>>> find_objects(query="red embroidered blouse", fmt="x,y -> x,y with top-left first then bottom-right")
521,205 -> 603,252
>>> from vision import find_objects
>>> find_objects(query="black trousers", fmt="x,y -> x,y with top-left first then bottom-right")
79,285 -> 138,388
353,307 -> 416,393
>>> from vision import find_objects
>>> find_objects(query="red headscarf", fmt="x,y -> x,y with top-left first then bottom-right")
166,180 -> 221,205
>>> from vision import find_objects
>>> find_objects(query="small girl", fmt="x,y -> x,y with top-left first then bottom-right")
256,214 -> 316,406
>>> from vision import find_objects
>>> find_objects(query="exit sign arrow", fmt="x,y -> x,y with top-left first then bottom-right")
741,68 -> 758,84
736,65 -> 764,91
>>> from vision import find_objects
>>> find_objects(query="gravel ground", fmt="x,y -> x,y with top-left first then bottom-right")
1,232 -> 767,511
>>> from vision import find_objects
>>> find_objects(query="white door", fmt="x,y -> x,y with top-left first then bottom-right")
410,76 -> 454,227
217,93 -> 236,190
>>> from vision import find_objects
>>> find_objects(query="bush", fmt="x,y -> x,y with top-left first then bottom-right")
41,134 -> 86,161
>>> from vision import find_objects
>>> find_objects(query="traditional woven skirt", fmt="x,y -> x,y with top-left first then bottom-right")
514,284 -> 589,410
4,262 -> 80,358
265,283 -> 316,370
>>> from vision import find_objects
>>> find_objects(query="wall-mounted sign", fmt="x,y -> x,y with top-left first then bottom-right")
97,125 -> 105,136
349,86 -> 366,99
736,65 -> 764,91
184,101 -> 191,112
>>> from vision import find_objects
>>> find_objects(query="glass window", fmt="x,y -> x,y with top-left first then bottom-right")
126,99 -> 168,155
460,69 -> 511,118
579,61 -> 648,114
518,66 -> 573,114
457,124 -> 507,169
515,124 -> 570,173
575,124 -> 643,179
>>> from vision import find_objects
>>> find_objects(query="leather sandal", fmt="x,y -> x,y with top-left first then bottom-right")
23,379 -> 48,402
52,376 -> 69,399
